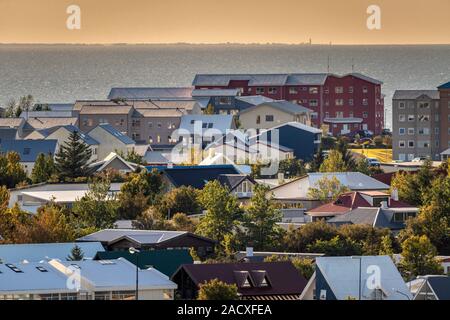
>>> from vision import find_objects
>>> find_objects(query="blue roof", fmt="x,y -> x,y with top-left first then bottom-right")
0,128 -> 18,142
179,115 -> 234,134
438,81 -> 450,89
94,123 -> 135,145
0,139 -> 58,162
0,242 -> 104,263
63,125 -> 99,145
108,87 -> 193,100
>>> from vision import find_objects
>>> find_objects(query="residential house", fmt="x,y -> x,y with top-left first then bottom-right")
268,172 -> 390,210
252,121 -> 322,161
88,152 -> 142,173
172,261 -> 308,300
0,242 -> 104,263
0,117 -> 26,139
95,249 -> 193,277
8,182 -> 123,214
77,229 -> 216,257
0,139 -> 58,175
234,95 -> 276,111
239,101 -> 312,131
23,117 -> 78,138
408,276 -> 450,300
235,248 -> 323,263
87,123 -> 136,159
191,88 -> 241,114
79,105 -> 133,134
300,256 -> 412,300
193,73 -> 384,134
45,125 -> 99,162
392,81 -> 450,161
306,191 -> 417,221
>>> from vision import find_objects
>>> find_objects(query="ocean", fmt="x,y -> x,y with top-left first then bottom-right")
0,44 -> 449,128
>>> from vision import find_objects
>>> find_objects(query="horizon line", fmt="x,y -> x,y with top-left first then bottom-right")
1,42 -> 450,46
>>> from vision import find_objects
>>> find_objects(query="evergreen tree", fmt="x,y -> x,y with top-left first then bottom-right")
197,279 -> 238,300
335,138 -> 356,170
67,245 -> 84,261
319,150 -> 347,172
31,153 -> 56,184
55,130 -> 92,179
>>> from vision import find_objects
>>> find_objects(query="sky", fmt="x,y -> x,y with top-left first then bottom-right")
0,0 -> 449,44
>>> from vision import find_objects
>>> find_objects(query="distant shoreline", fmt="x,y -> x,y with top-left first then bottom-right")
0,43 -> 449,47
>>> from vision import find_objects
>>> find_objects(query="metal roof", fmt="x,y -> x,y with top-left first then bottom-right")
240,100 -> 312,116
61,125 -> 99,145
307,172 -> 390,191
179,115 -> 234,134
94,123 -> 135,145
191,88 -> 240,97
437,81 -> 450,89
235,95 -> 275,105
0,242 -> 104,263
77,229 -> 188,245
0,118 -> 25,128
392,90 -> 440,100
323,117 -> 363,124
0,139 -> 58,162
108,87 -> 194,100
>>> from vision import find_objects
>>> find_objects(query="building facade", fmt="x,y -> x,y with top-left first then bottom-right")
193,73 -> 384,135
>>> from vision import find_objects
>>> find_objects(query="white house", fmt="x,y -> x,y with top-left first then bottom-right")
88,123 -> 136,160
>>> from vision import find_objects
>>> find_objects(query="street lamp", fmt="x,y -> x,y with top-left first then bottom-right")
351,256 -> 362,300
394,289 -> 411,300
129,247 -> 140,300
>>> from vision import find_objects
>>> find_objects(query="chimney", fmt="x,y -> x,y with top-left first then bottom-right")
391,188 -> 399,202
246,247 -> 254,258
278,172 -> 285,184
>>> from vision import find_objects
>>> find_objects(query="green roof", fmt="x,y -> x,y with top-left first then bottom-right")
95,249 -> 193,277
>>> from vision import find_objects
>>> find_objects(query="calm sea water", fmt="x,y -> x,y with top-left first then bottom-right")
1,44 -> 449,128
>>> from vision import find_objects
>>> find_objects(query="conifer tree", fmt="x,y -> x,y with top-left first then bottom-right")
55,130 -> 92,179
67,245 -> 84,261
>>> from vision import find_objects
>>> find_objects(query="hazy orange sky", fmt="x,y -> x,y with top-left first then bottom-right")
0,0 -> 449,44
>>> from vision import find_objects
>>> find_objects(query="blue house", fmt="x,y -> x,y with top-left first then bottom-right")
252,122 -> 322,161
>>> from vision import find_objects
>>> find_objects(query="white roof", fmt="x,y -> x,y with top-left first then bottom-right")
316,256 -> 412,300
179,115 -> 234,134
307,172 -> 390,190
21,190 -> 89,203
49,258 -> 176,290
440,148 -> 450,155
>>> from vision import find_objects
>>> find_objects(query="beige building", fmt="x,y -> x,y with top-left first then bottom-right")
238,101 -> 312,131
88,123 -> 136,159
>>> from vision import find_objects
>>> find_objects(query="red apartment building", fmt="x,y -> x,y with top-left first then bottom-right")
193,73 -> 385,136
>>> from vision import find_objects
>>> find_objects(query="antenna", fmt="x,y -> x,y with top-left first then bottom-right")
351,58 -> 355,73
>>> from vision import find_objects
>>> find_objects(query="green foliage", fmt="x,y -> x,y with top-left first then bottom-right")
284,220 -> 338,252
336,137 -> 356,170
307,235 -> 362,256
399,235 -> 444,278
355,157 -> 371,176
55,130 -> 92,179
197,278 -> 239,300
154,186 -> 202,217
67,245 -> 84,261
72,178 -> 118,229
117,149 -> 145,165
31,153 -> 56,184
278,158 -> 306,178
308,175 -> 350,201
319,150 -> 347,172
379,235 -> 395,257
242,184 -> 283,251
309,146 -> 325,172
0,151 -> 28,188
196,180 -> 241,251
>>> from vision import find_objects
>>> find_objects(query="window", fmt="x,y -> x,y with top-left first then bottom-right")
218,97 -> 231,105
418,115 -> 429,122
149,122 -> 153,128
335,111 -> 344,118
408,140 -> 415,148
309,87 -> 319,94
362,98 -> 369,105
399,114 -> 406,122
335,87 -> 344,94
363,112 -> 369,118
289,87 -> 298,94
349,112 -> 354,118
236,180 -> 253,194
349,99 -> 354,106
265,115 -> 274,122
157,122 -> 162,128
399,128 -> 405,135
408,115 -> 415,122
407,128 -> 415,135
349,86 -> 354,94
208,123 -> 213,128
393,212 -> 416,222
363,86 -> 368,93
418,141 -> 430,148
435,127 -> 440,134
256,115 -> 261,125
132,133 -> 140,140
148,136 -> 153,143
335,99 -> 344,106
256,87 -> 265,94
324,87 -> 329,94
268,87 -> 277,94
132,119 -> 140,127
418,128 -> 429,135
325,112 -> 329,118
157,135 -> 161,143
399,141 -> 406,148
309,99 -> 318,107
418,102 -> 430,109
111,291 -> 136,300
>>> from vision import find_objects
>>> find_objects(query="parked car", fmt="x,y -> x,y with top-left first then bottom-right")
381,129 -> 392,136
366,157 -> 381,167
411,157 -> 427,163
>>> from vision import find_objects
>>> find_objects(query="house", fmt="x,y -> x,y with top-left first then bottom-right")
0,242 -> 105,263
45,125 -> 99,162
300,256 -> 412,300
108,87 -> 194,100
193,73 -> 385,134
0,258 -> 176,300
0,139 -> 58,174
234,95 -> 276,111
78,105 -> 134,134
87,123 -> 136,159
239,100 -> 312,131
160,164 -> 242,191
172,261 -> 308,300
392,81 -> 450,161
235,248 -> 323,263
191,88 -> 242,114
95,249 -> 193,277
268,172 -> 390,210
88,152 -> 142,173
0,117 -> 26,138
252,121 -> 322,161
76,229 -> 216,257
216,174 -> 257,200
306,191 -> 417,221
9,182 -> 123,214
23,117 -> 78,137
408,276 -> 450,300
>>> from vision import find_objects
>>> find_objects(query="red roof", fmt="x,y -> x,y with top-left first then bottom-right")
307,191 -> 415,217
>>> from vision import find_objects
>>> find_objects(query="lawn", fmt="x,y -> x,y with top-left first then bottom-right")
350,148 -> 393,163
